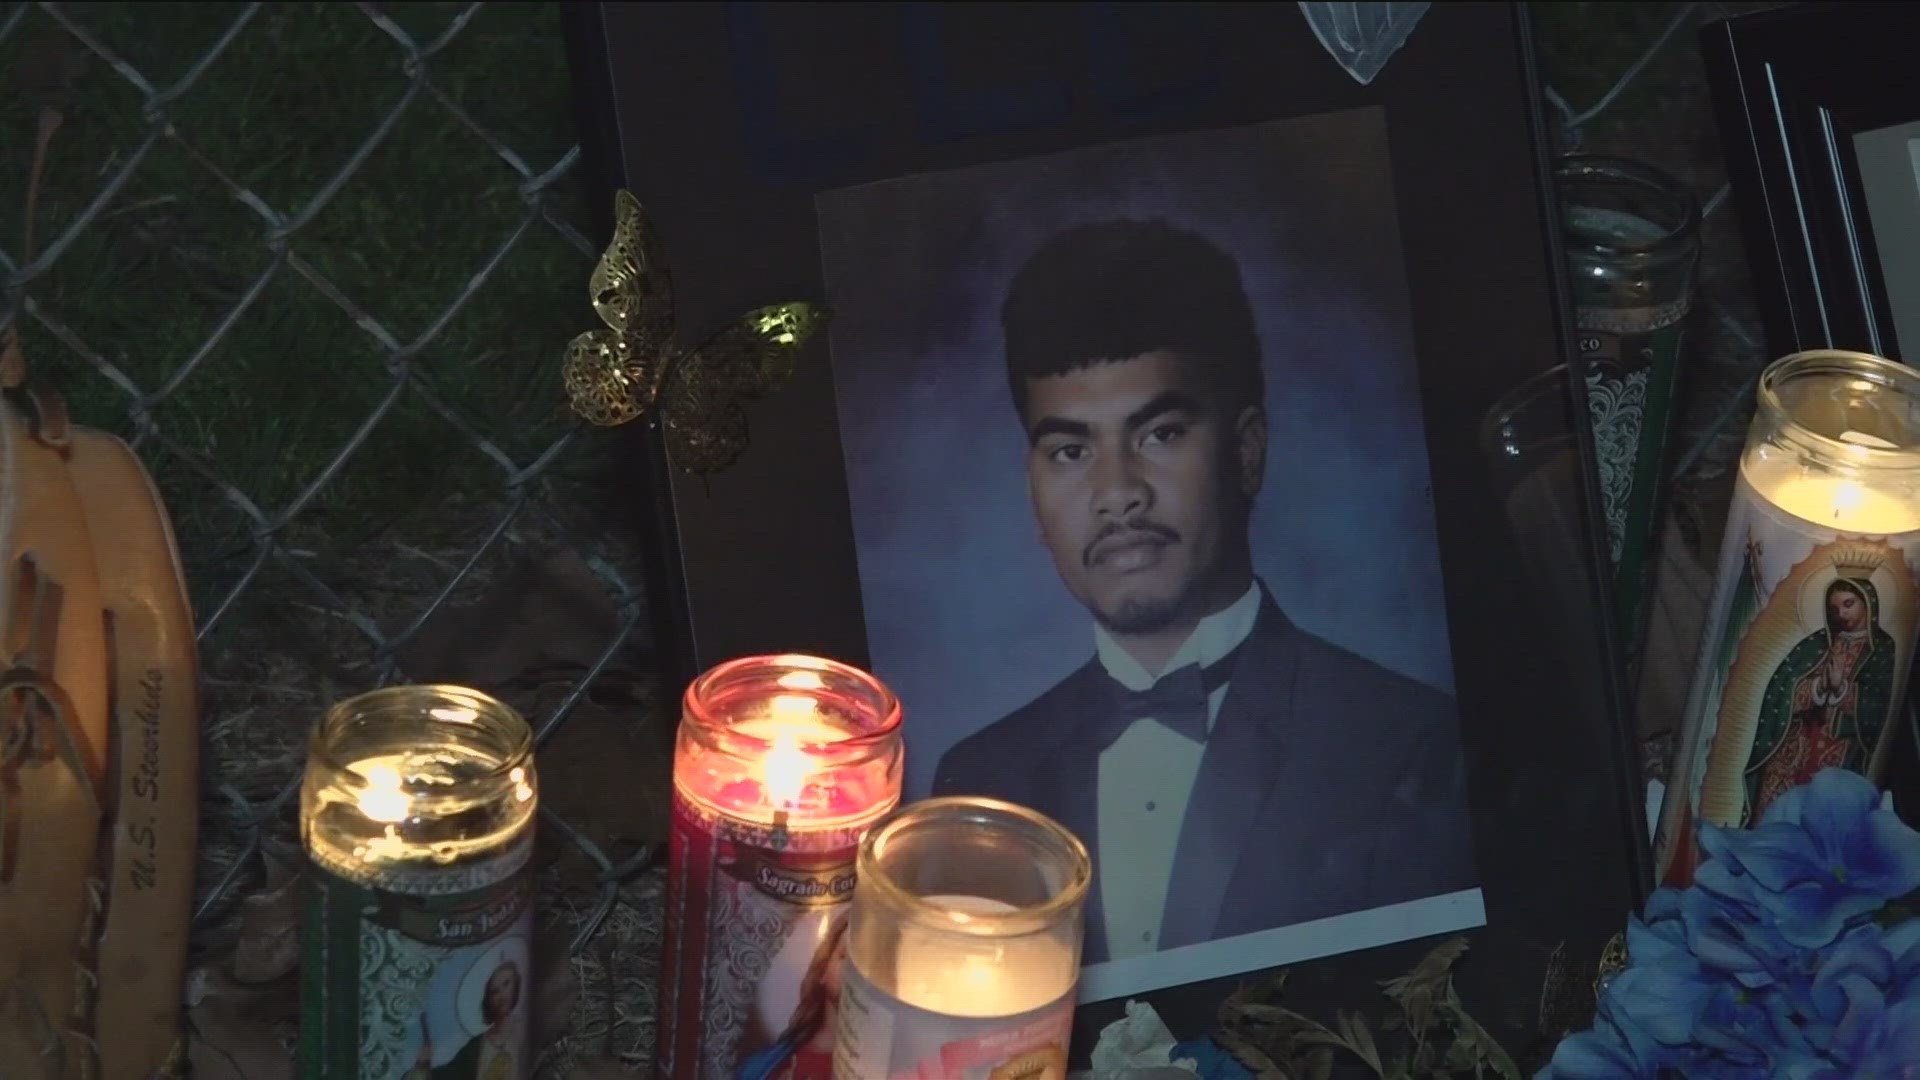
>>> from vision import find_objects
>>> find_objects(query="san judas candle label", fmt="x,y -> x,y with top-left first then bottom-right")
659,792 -> 867,1080
1654,475 -> 1920,887
299,833 -> 534,1080
831,958 -> 1073,1080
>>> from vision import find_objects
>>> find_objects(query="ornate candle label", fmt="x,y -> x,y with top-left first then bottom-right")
1577,296 -> 1689,669
299,833 -> 534,1080
1654,475 -> 1920,887
831,959 -> 1073,1080
658,792 -> 867,1080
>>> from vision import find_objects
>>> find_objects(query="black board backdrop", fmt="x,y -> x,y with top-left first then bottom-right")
561,2 -> 1647,1067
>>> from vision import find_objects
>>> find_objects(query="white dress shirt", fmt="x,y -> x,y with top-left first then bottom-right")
1093,581 -> 1261,959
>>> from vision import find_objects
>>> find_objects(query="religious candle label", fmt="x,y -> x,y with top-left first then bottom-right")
831,958 -> 1073,1080
1654,474 -> 1920,887
299,833 -> 534,1080
1577,295 -> 1689,669
657,792 -> 865,1080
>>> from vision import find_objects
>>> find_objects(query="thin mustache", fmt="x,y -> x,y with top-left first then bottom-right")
1084,523 -> 1179,567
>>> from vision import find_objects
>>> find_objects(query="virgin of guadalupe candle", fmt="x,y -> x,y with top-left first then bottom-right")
657,655 -> 904,1080
299,685 -> 537,1080
833,797 -> 1090,1080
1655,351 -> 1920,887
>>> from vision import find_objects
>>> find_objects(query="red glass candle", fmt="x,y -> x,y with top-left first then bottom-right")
656,655 -> 903,1080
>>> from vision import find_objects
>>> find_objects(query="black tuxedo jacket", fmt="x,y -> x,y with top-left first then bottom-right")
931,589 -> 1476,964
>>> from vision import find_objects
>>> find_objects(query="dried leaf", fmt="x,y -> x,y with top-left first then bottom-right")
531,926 -> 581,1049
230,869 -> 304,984
1382,937 -> 1469,999
1442,1002 -> 1523,1080
1338,1011 -> 1382,1073
1218,941 -> 1517,1080
187,964 -> 295,1080
1216,1030 -> 1288,1078
1381,937 -> 1469,1042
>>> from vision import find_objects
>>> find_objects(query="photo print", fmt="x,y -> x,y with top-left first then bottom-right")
816,107 -> 1484,1001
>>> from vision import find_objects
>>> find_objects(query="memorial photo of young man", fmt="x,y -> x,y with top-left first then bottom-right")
817,109 -> 1484,994
929,219 -> 1476,963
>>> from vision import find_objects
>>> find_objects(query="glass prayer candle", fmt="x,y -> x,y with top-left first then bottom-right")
657,655 -> 904,1080
833,797 -> 1091,1080
299,685 -> 537,1080
1557,155 -> 1701,677
1655,350 -> 1920,887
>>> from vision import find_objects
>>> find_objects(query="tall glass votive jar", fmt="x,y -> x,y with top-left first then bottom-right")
833,797 -> 1091,1080
299,685 -> 537,1080
1655,351 -> 1920,887
1558,155 -> 1702,675
658,655 -> 904,1080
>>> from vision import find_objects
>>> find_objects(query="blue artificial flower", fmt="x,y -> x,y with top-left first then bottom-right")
1169,1038 -> 1254,1080
1808,996 -> 1920,1079
1807,920 -> 1920,1050
1534,1015 -> 1664,1080
1640,886 -> 1686,934
1765,1047 -> 1844,1080
1680,882 -> 1791,990
1696,769 -> 1920,950
1691,977 -> 1813,1069
1602,907 -> 1718,1048
1542,770 -> 1920,1078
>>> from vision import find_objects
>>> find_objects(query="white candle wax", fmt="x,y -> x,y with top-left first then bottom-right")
1759,475 -> 1920,534
1745,425 -> 1920,534
890,895 -> 1077,1019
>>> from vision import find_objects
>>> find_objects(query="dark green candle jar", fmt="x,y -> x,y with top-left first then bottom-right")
1557,155 -> 1702,678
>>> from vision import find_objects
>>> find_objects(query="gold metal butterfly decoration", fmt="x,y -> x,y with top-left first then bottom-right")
562,190 -> 827,474
1534,931 -> 1630,1040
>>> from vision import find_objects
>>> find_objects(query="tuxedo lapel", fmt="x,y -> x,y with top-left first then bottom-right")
1158,595 -> 1301,950
1029,660 -> 1110,963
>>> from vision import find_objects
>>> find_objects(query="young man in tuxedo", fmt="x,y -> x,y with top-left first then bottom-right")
932,219 -> 1477,965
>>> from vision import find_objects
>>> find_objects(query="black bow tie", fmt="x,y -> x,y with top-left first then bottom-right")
1094,646 -> 1241,748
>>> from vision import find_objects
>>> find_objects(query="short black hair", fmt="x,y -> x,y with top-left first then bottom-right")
1001,219 -> 1264,419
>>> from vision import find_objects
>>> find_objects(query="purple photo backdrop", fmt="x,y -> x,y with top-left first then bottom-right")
816,108 -> 1457,798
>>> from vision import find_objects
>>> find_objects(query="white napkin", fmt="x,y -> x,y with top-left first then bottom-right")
1068,1001 -> 1202,1080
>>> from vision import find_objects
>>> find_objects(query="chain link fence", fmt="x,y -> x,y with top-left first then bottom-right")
0,1 -> 1783,1071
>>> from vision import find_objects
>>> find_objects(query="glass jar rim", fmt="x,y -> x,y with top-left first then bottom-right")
684,653 -> 903,757
1479,363 -> 1577,450
857,796 -> 1091,938
310,684 -> 534,791
1555,154 -> 1701,259
1755,349 -> 1920,469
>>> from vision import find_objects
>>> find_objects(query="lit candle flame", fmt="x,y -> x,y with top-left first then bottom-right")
354,762 -> 412,824
762,730 -> 815,808
958,952 -> 1002,993
777,669 -> 826,691
760,694 -> 825,808
1832,481 -> 1865,521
